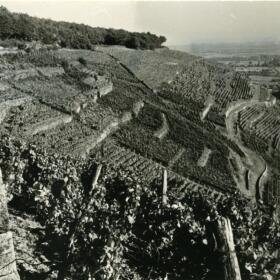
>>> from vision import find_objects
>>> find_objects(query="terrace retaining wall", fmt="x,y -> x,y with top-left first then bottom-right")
154,113 -> 169,139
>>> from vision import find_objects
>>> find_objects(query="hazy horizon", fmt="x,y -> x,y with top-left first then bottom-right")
1,1 -> 280,46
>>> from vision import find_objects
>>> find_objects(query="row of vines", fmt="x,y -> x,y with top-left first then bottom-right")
0,136 -> 279,280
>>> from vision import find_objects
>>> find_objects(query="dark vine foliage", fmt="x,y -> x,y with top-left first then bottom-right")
0,6 -> 166,50
0,136 -> 279,280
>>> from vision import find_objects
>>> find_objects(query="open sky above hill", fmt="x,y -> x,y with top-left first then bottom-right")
1,1 -> 280,45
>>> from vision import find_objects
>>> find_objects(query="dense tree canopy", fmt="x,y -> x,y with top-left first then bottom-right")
0,6 -> 166,50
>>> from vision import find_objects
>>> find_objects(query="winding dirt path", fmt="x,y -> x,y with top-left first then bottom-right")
225,98 -> 269,202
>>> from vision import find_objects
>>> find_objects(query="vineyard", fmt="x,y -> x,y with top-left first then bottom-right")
1,100 -> 69,137
172,149 -> 234,192
238,103 -> 280,153
98,46 -> 196,88
160,62 -> 253,130
111,100 -> 236,191
263,175 -> 280,215
0,137 -> 279,280
168,61 -> 218,103
0,47 -> 261,196
238,104 -> 265,131
247,112 -> 279,142
155,91 -> 217,131
78,101 -> 118,128
214,72 -> 252,110
0,42 -> 280,280
98,80 -> 145,113
0,86 -> 32,125
0,85 -> 30,104
92,139 -> 163,183
240,130 -> 269,155
113,120 -> 182,165
28,103 -> 118,157
92,139 -> 230,198
12,76 -> 83,113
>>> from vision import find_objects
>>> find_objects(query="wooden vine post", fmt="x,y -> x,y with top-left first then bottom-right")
162,168 -> 168,206
0,169 -> 20,280
160,168 -> 241,279
216,217 -> 242,280
161,168 -> 169,279
91,164 -> 102,193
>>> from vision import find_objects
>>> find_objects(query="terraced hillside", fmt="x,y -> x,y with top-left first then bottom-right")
58,47 -> 280,208
1,6 -> 280,280
92,52 -> 243,191
158,62 -> 252,127
1,46 -> 280,280
2,47 -> 280,203
238,101 -> 280,152
0,48 -> 240,195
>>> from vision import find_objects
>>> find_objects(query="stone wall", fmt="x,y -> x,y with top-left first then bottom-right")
154,113 -> 169,140
98,82 -> 113,98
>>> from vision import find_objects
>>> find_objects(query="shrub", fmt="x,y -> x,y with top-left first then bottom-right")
78,57 -> 87,66
61,59 -> 69,71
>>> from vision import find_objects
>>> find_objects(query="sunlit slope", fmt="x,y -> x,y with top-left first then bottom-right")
98,46 -> 197,88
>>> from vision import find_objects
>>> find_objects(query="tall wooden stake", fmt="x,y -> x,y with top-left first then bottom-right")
91,165 -> 102,191
162,168 -> 168,206
217,217 -> 242,280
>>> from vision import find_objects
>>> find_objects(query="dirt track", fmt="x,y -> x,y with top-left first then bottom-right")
225,98 -> 269,201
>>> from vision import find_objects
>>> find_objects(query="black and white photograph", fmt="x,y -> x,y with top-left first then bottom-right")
0,1 -> 280,279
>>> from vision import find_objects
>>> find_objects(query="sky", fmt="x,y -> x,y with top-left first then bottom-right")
1,1 -> 280,45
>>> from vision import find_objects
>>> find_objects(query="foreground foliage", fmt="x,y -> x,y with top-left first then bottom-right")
0,137 -> 279,280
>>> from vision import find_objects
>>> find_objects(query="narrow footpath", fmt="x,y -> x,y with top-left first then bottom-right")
225,97 -> 270,202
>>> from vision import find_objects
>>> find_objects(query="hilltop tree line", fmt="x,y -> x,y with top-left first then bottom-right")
0,6 -> 166,50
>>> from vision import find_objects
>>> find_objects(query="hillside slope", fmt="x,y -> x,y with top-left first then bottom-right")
1,45 -> 280,280
98,46 -> 197,88
0,47 -> 243,194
